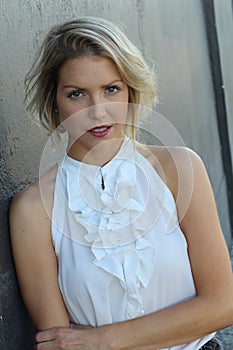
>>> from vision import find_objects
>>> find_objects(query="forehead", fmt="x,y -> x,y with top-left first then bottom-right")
58,55 -> 121,85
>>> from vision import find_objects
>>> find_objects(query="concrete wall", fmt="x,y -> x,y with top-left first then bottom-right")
0,0 -> 232,348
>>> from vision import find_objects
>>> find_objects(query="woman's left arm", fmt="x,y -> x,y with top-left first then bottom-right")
101,148 -> 233,349
36,148 -> 233,350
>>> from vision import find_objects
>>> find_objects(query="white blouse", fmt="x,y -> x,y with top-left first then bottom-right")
52,137 -> 214,349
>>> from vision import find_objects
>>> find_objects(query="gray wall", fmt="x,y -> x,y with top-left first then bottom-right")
0,0 -> 232,349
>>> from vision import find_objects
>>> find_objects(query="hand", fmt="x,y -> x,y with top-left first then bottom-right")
35,326 -> 102,350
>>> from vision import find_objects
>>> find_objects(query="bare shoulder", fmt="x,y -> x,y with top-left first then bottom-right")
145,144 -> 203,175
136,143 -> 204,200
10,165 -> 58,236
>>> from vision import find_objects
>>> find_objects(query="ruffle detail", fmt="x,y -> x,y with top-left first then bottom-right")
59,138 -> 165,319
92,238 -> 156,319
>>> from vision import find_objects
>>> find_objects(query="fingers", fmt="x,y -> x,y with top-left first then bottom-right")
35,339 -> 54,350
36,327 -> 59,343
35,326 -> 98,350
35,327 -> 70,349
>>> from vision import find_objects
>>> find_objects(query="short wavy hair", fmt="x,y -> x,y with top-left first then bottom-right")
25,16 -> 157,136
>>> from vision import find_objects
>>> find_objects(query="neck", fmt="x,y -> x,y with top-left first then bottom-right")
67,137 -> 125,166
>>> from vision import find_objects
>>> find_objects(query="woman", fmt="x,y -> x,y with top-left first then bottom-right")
10,17 -> 233,349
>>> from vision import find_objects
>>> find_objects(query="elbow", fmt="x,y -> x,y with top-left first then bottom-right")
213,293 -> 233,329
198,288 -> 233,331
223,297 -> 233,327
204,275 -> 233,329
222,280 -> 233,327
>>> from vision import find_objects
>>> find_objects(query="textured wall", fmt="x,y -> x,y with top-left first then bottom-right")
0,0 -> 232,349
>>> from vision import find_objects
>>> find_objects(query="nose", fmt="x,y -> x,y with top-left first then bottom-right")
88,96 -> 106,120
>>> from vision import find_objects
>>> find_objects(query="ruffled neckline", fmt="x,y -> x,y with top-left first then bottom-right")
58,137 -> 160,319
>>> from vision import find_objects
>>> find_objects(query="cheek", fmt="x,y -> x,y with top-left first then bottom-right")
106,102 -> 129,125
123,88 -> 129,104
57,100 -> 83,121
61,113 -> 87,141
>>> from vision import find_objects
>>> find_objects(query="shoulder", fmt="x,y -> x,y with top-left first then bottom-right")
146,144 -> 203,174
136,143 -> 211,223
10,165 -> 58,235
137,143 -> 205,198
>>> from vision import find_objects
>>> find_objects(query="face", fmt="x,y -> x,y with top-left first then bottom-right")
56,55 -> 129,161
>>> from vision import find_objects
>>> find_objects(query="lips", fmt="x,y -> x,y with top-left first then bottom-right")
87,125 -> 112,137
89,126 -> 109,133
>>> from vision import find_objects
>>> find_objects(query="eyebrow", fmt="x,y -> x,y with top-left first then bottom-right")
62,79 -> 123,90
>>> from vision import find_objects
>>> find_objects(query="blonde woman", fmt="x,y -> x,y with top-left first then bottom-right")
10,17 -> 233,349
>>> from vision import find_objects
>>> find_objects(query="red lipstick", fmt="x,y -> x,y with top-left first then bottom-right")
87,125 -> 112,137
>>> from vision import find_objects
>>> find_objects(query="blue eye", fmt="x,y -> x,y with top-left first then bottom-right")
106,85 -> 120,94
67,90 -> 84,99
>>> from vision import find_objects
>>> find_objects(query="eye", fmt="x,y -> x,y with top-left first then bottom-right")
67,90 -> 84,99
106,85 -> 120,94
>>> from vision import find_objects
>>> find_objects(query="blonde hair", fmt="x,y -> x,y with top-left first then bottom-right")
25,17 -> 157,137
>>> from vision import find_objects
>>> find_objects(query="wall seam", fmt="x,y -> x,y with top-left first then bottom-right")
201,0 -> 233,239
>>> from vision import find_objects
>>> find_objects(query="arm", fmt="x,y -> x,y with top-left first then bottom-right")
10,181 -> 70,331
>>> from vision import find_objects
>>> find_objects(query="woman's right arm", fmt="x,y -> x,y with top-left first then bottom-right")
9,182 -> 70,331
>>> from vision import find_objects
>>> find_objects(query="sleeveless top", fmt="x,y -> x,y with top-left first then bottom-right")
52,137 -> 214,349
